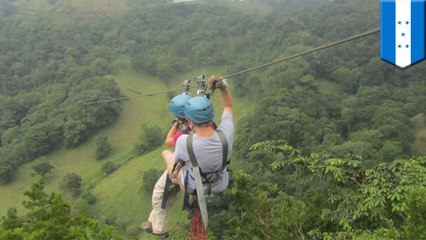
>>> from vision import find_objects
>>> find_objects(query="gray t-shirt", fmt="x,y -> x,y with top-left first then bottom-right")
174,111 -> 233,193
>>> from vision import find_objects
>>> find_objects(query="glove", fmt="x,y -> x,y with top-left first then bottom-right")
207,75 -> 227,90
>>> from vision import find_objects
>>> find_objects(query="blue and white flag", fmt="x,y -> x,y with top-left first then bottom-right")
381,0 -> 426,68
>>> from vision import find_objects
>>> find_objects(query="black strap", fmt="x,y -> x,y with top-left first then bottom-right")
186,134 -> 198,167
182,173 -> 191,211
161,175 -> 172,209
216,130 -> 229,167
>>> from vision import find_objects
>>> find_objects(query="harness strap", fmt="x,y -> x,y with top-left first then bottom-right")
216,130 -> 229,167
187,134 -> 209,229
161,175 -> 172,209
182,173 -> 191,210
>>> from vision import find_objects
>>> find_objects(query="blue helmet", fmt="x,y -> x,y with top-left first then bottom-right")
169,94 -> 191,118
184,96 -> 214,124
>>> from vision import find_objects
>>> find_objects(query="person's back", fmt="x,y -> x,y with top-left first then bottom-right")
174,109 -> 233,193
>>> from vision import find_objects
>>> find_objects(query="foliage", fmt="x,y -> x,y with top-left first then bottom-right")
223,140 -> 426,240
32,162 -> 54,177
82,192 -> 97,205
96,136 -> 112,160
62,173 -> 82,199
226,171 -> 307,240
0,1 -> 123,182
134,125 -> 163,155
141,168 -> 163,194
101,161 -> 119,176
0,180 -> 124,239
402,187 -> 426,240
63,77 -> 121,147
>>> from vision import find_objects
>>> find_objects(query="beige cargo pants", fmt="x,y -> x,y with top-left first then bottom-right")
148,170 -> 177,234
147,150 -> 183,234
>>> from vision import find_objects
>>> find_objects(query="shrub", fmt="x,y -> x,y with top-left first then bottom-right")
102,161 -> 118,175
134,125 -> 163,155
95,136 -> 111,160
32,162 -> 54,177
62,173 -> 82,198
142,169 -> 163,193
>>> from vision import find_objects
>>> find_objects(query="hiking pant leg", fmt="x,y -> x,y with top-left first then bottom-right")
148,170 -> 178,234
163,150 -> 185,190
164,150 -> 176,178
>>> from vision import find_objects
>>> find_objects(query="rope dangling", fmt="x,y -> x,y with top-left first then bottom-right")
190,205 -> 208,240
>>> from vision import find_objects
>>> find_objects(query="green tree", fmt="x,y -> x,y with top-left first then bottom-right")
375,141 -> 404,162
62,173 -> 82,198
82,192 -> 97,205
134,125 -> 163,155
226,171 -> 307,240
403,187 -> 426,240
0,180 -> 124,239
0,162 -> 14,184
63,77 -> 121,147
96,136 -> 112,160
1,2 -> 17,16
32,162 -> 54,177
101,161 -> 118,176
241,140 -> 426,239
331,66 -> 360,93
141,169 -> 163,194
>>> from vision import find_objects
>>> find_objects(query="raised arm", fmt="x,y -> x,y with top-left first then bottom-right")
220,86 -> 233,114
164,121 -> 179,147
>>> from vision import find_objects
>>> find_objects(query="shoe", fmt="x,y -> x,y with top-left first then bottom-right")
152,232 -> 169,238
140,221 -> 153,233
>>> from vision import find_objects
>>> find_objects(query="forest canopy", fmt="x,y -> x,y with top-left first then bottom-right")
0,10 -> 122,183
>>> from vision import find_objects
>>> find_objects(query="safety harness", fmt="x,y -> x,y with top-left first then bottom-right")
184,129 -> 228,229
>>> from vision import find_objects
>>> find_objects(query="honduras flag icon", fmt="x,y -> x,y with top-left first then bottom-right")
381,0 -> 426,68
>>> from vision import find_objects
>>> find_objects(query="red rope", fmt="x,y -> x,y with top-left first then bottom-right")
190,207 -> 208,240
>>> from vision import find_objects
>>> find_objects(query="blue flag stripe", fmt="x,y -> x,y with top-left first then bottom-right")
381,1 -> 396,64
411,1 -> 425,64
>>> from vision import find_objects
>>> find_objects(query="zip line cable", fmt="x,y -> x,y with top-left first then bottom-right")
83,27 -> 380,105
83,88 -> 182,105
223,27 -> 380,79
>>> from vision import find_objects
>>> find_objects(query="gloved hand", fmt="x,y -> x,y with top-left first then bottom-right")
207,75 -> 227,90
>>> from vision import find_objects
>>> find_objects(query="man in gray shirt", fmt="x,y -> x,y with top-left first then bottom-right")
143,75 -> 233,236
164,75 -> 233,194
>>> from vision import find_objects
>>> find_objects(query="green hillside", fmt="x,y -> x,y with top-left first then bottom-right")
0,56 -> 165,209
1,0 -> 426,239
0,54 -> 254,237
